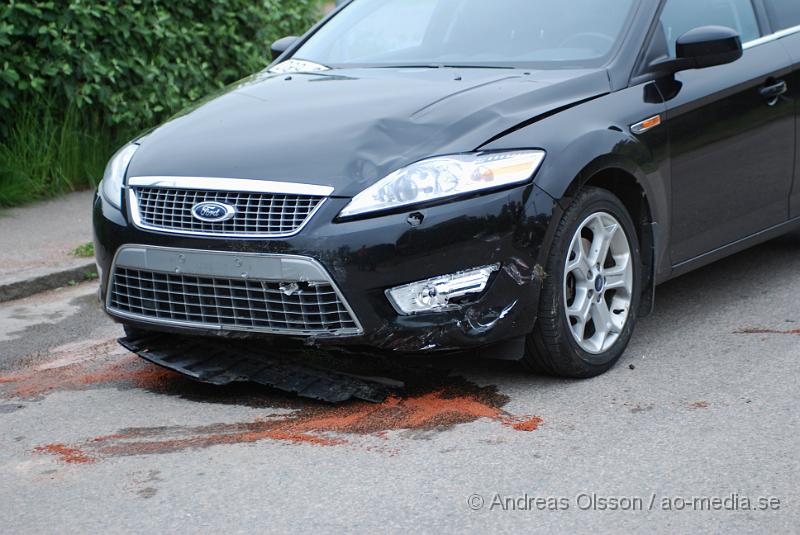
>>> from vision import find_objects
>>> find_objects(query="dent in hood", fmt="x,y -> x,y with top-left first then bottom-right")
127,67 -> 610,197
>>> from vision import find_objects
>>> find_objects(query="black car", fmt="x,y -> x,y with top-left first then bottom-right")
93,0 -> 800,378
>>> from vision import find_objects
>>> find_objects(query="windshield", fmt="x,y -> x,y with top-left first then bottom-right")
293,0 -> 637,69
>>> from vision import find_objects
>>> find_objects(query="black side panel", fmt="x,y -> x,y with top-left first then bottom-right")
666,41 -> 795,264
779,32 -> 800,218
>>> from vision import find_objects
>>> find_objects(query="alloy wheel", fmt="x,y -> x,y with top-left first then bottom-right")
563,211 -> 634,355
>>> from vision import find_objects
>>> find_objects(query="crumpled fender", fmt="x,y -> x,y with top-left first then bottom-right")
480,83 -> 670,281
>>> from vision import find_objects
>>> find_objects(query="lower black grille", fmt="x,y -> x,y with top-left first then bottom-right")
109,268 -> 360,335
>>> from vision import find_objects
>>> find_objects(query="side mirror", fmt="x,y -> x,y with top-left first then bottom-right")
676,26 -> 743,68
650,25 -> 742,76
271,36 -> 300,60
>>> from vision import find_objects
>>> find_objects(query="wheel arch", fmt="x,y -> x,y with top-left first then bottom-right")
557,161 -> 658,317
481,114 -> 671,316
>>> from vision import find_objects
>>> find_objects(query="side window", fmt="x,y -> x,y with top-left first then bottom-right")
764,0 -> 800,32
658,0 -> 761,58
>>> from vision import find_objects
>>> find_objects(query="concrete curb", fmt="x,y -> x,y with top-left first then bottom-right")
0,262 -> 98,303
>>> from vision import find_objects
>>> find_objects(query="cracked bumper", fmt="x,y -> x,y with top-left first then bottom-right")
93,183 -> 557,354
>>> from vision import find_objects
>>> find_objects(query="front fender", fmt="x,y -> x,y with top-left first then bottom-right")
479,83 -> 671,282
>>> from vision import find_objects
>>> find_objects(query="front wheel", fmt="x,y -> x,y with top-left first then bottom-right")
523,187 -> 642,378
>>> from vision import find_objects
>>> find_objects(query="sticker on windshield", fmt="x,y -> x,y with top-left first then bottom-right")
268,59 -> 330,74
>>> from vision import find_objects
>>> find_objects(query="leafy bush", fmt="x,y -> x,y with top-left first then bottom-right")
0,0 -> 321,206
1,0 -> 320,127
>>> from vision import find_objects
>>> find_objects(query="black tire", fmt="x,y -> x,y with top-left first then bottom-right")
523,187 -> 642,378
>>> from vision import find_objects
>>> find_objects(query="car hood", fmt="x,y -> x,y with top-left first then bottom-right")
128,67 -> 610,197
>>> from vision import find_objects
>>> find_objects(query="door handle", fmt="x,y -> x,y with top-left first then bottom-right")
760,80 -> 788,105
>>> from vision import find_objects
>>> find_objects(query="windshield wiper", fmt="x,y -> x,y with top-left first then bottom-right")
371,64 -> 516,70
442,65 -> 516,69
372,65 -> 444,69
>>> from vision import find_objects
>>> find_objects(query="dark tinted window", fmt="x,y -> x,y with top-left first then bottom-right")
765,0 -> 800,31
658,0 -> 760,57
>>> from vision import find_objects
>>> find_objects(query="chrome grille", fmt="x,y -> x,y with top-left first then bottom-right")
131,187 -> 325,237
109,268 -> 360,335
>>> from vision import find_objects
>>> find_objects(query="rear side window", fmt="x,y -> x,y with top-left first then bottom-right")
658,0 -> 760,57
764,0 -> 800,31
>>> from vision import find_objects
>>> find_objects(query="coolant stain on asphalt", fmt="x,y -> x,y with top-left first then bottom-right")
0,338 -> 544,463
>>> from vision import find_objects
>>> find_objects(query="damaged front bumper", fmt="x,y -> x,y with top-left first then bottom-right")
93,183 -> 557,355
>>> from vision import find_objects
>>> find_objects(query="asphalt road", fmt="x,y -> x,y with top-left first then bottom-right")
1,232 -> 798,534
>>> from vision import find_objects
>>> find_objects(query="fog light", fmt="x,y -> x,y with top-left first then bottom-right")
386,264 -> 500,315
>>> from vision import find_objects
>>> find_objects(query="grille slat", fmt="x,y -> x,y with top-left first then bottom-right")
109,268 -> 359,334
133,187 -> 325,236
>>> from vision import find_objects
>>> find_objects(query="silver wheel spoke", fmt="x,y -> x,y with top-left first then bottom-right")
603,256 -> 630,291
591,298 -> 612,339
588,221 -> 618,267
608,297 -> 627,333
567,287 -> 592,336
566,235 -> 590,277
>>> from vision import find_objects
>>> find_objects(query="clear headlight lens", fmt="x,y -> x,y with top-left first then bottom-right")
100,143 -> 139,209
340,150 -> 545,218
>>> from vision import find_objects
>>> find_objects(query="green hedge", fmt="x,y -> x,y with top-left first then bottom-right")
0,0 -> 321,206
0,0 -> 320,127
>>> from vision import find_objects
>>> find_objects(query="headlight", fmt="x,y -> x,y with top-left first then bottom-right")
100,143 -> 139,209
339,150 -> 545,218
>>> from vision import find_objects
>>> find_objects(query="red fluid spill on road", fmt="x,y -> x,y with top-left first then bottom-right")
33,387 -> 543,461
0,340 -> 178,399
34,444 -> 95,464
2,339 -> 543,463
509,416 -> 544,432
736,327 -> 800,335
